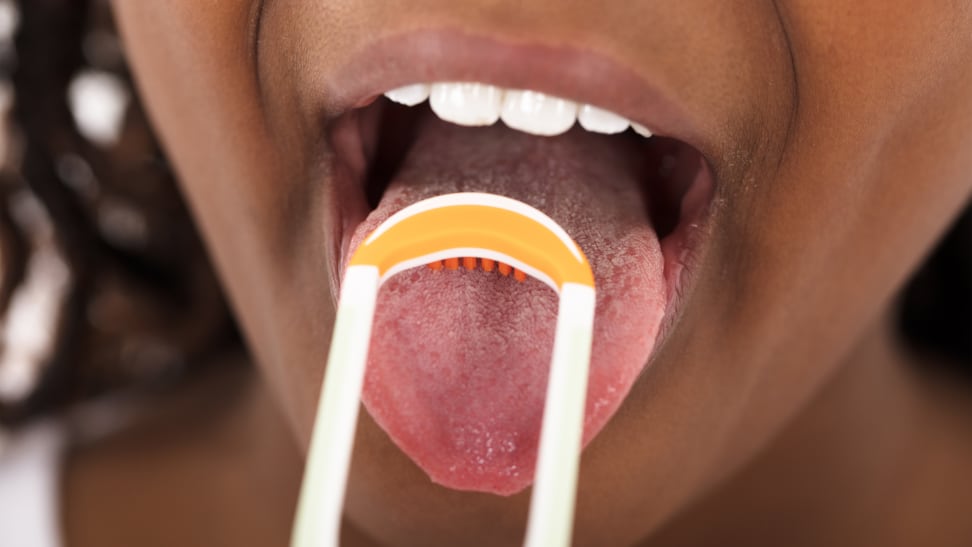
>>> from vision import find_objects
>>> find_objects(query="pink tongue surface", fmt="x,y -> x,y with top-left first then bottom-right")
348,114 -> 666,495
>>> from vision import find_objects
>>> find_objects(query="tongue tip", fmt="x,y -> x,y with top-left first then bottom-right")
366,396 -> 540,496
427,463 -> 535,497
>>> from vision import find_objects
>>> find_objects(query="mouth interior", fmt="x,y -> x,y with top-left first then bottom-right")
331,98 -> 710,496
363,101 -> 702,240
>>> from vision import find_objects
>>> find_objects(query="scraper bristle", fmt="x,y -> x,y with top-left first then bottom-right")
425,257 -> 524,281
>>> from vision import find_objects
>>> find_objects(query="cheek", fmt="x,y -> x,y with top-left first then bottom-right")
112,1 -> 336,433
695,0 -> 972,471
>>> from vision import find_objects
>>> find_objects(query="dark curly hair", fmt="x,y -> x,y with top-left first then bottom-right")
0,0 -> 236,429
0,0 -> 967,430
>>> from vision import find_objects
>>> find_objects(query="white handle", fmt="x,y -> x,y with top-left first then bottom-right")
291,266 -> 380,547
524,283 -> 596,547
292,274 -> 595,547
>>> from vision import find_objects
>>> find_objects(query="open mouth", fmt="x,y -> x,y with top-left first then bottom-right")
321,36 -> 715,497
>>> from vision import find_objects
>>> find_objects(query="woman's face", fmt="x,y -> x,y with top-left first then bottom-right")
112,1 -> 971,545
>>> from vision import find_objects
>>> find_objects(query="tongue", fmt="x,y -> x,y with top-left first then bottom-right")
347,113 -> 666,495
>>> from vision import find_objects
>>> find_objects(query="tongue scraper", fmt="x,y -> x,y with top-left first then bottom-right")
292,192 -> 596,547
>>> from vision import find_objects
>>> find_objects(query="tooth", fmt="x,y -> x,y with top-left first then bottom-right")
429,82 -> 503,126
501,90 -> 578,136
577,104 -> 629,134
384,83 -> 430,106
631,123 -> 653,138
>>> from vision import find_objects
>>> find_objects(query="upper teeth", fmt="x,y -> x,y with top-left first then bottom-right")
383,82 -> 653,138
429,82 -> 503,126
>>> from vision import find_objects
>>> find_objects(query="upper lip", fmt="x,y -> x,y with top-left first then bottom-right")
319,29 -> 713,157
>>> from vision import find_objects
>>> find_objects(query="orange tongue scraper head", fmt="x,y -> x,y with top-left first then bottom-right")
292,193 -> 596,547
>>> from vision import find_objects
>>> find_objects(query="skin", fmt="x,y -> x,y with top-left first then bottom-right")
74,1 -> 972,545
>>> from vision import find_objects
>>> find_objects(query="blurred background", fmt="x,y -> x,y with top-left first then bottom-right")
0,0 -> 236,445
